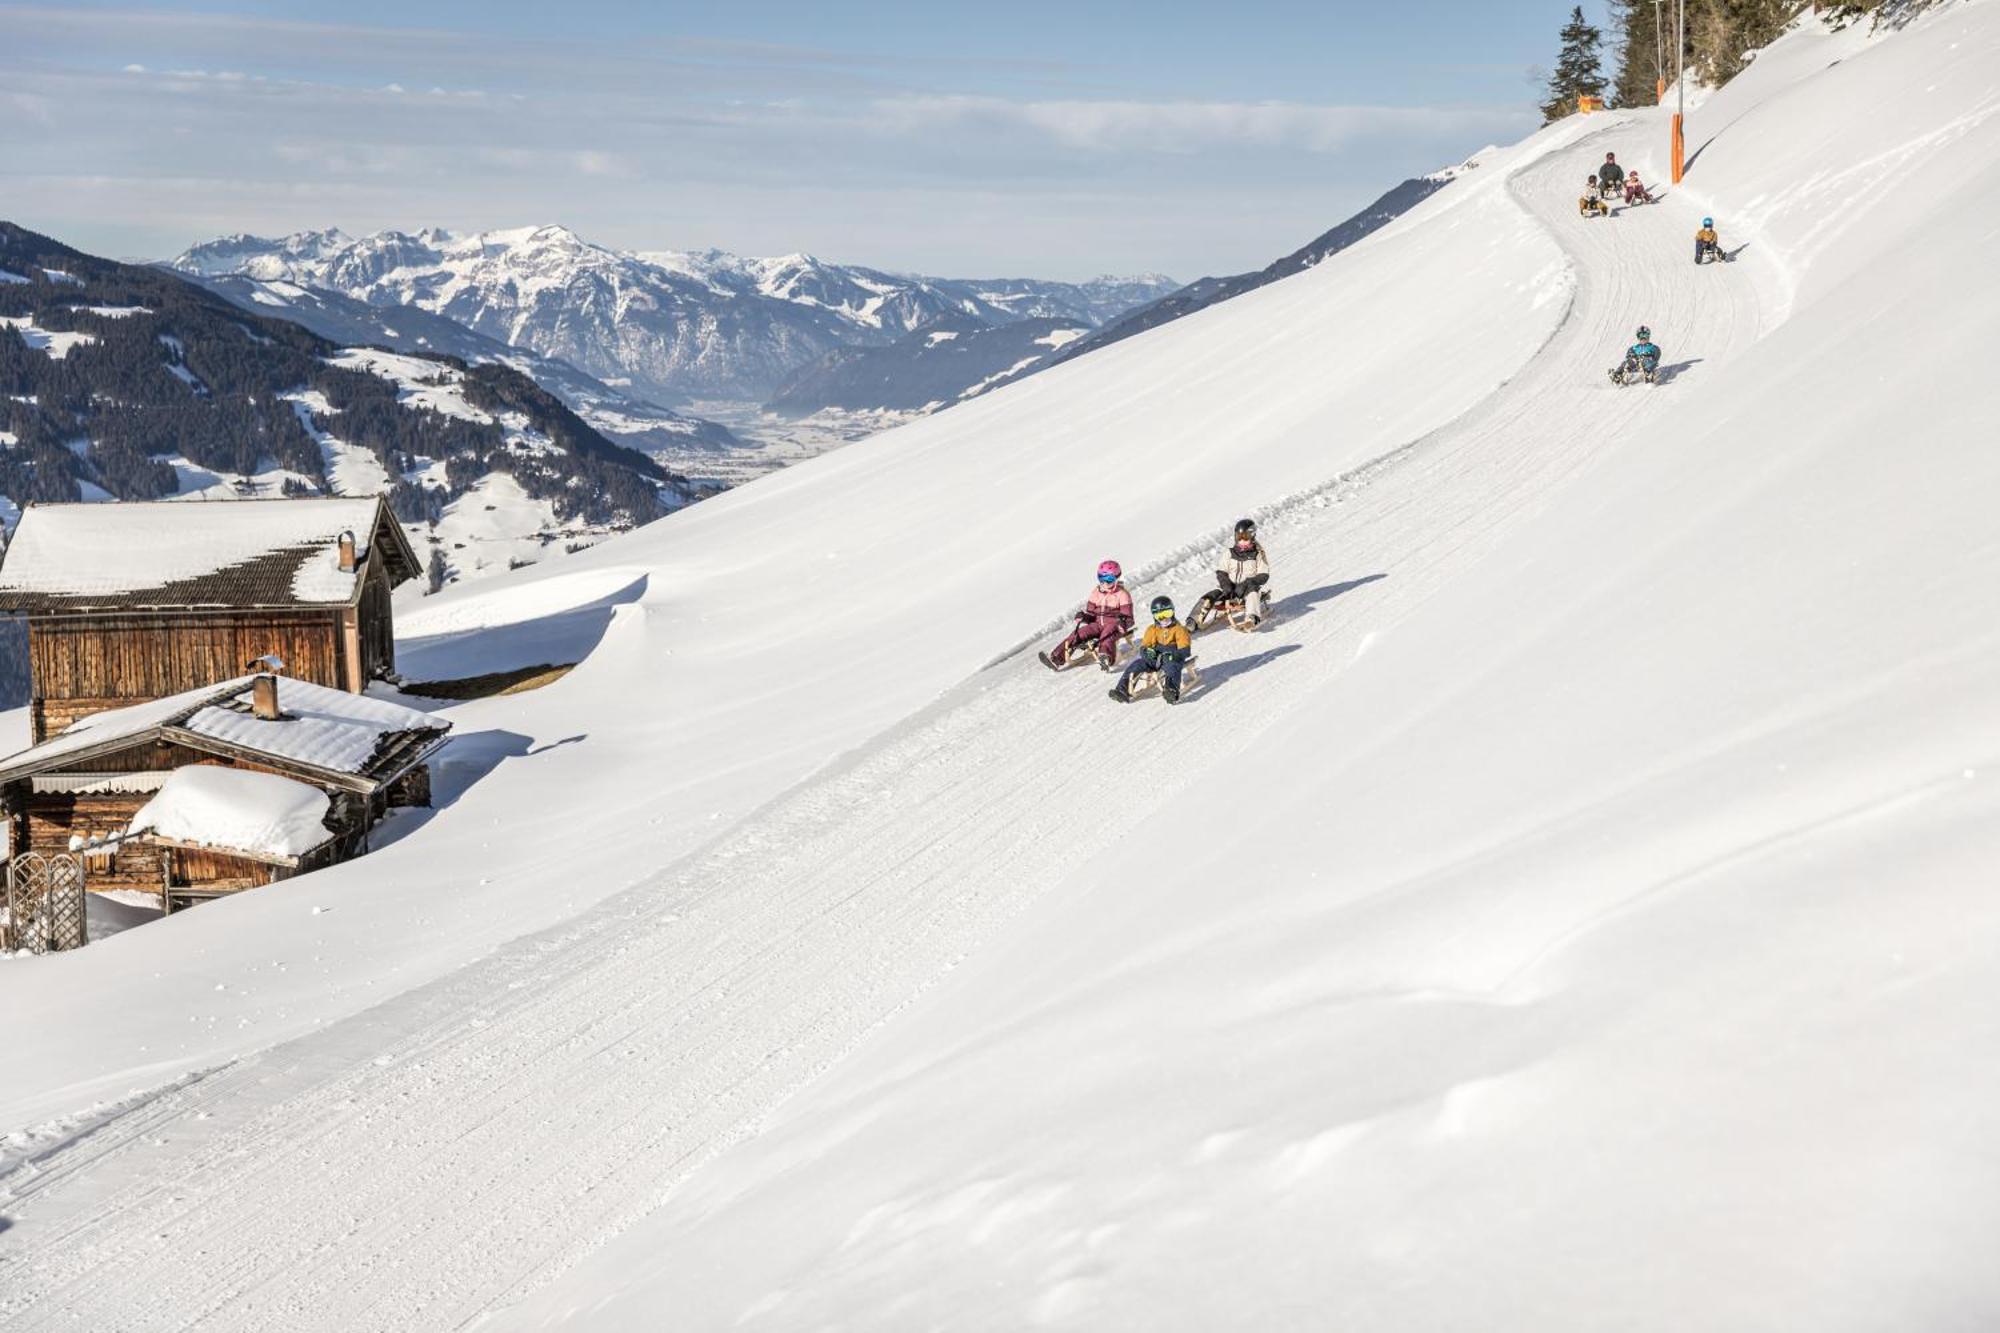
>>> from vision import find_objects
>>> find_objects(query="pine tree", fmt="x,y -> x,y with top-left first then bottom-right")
1690,0 -> 1794,86
1541,7 -> 1610,124
1609,0 -> 1671,107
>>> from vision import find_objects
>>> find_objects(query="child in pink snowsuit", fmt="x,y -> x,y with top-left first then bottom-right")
1050,560 -> 1134,668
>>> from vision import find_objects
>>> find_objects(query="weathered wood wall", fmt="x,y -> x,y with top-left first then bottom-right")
27,612 -> 344,742
383,764 -> 432,810
361,564 -> 396,678
167,847 -> 275,894
24,791 -> 165,894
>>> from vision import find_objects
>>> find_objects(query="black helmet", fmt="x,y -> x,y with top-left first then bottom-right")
1636,325 -> 1651,340
1149,594 -> 1175,618
1605,151 -> 1616,161
1233,518 -> 1256,537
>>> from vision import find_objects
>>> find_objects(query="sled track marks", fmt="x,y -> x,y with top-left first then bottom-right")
0,131 -> 1786,1332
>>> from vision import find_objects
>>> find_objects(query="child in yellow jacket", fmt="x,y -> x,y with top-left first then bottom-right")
1695,217 -> 1723,264
1111,596 -> 1193,705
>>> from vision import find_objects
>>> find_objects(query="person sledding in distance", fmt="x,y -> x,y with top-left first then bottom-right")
1579,177 -> 1609,218
1622,170 -> 1654,205
1694,217 -> 1723,265
1596,151 -> 1625,199
1190,518 -> 1272,632
1609,325 -> 1663,385
1040,559 -> 1134,671
1110,596 -> 1195,705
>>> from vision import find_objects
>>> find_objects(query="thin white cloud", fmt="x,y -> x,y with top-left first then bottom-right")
574,150 -> 625,177
5,90 -> 54,123
868,95 -> 1528,155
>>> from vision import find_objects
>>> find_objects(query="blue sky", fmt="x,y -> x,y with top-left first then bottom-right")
0,2 -> 1616,279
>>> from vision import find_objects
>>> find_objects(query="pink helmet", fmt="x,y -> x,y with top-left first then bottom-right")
1097,559 -> 1122,581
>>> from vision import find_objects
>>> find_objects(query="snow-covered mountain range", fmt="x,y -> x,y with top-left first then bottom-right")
173,227 -> 1177,403
179,271 -> 740,457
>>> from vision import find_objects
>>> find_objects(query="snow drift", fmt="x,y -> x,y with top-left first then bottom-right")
129,767 -> 333,862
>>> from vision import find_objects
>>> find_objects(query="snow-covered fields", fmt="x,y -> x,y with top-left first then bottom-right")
661,398 -> 899,485
0,315 -> 98,359
3,9 -> 1998,1330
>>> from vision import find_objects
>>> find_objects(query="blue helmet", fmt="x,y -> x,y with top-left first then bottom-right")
1702,217 -> 1714,227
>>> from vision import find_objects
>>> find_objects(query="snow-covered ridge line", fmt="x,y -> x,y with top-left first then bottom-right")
171,225 -> 1180,401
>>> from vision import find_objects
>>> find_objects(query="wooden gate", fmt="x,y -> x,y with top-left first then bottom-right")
4,851 -> 88,953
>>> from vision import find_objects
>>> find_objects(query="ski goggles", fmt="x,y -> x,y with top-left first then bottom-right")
1152,609 -> 1176,624
1097,572 -> 1119,584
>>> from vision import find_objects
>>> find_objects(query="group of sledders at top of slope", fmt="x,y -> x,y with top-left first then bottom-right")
1039,518 -> 1273,706
1579,148 -> 1732,386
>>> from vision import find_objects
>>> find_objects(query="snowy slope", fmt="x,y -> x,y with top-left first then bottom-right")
3,8 -> 1997,1330
505,14 -> 2000,1329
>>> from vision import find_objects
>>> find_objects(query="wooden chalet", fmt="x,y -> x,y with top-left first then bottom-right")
0,497 -> 419,744
0,672 -> 449,907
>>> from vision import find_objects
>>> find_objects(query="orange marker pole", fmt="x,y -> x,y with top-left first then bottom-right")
1671,0 -> 1687,182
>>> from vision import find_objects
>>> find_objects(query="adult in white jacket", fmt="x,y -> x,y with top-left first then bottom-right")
1207,518 -> 1271,625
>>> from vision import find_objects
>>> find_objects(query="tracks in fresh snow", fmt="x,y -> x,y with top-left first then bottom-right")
0,130 -> 1785,1331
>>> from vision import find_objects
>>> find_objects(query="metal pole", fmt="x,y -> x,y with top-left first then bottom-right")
1655,0 -> 1665,100
1671,0 -> 1687,182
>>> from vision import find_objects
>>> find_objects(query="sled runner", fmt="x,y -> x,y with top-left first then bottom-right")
1108,658 -> 1202,705
1188,590 -> 1274,634
1041,631 -> 1131,672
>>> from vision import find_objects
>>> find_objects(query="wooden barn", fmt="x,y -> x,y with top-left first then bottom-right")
0,672 -> 449,908
0,497 -> 419,744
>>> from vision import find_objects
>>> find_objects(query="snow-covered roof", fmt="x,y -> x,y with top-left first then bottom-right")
0,677 -> 253,774
128,766 -> 334,864
183,676 -> 444,774
0,497 -> 418,613
0,674 -> 448,786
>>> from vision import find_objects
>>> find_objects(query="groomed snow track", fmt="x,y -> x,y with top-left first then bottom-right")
0,129 -> 1784,1331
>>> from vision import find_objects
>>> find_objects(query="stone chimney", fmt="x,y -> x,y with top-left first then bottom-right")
337,529 -> 358,573
252,673 -> 282,721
